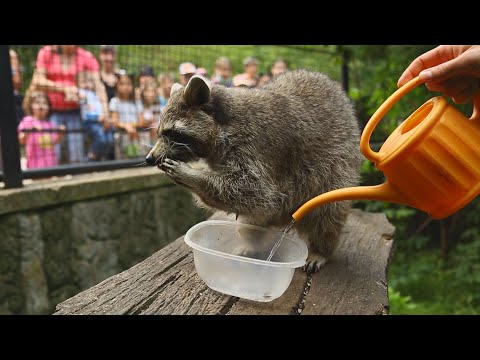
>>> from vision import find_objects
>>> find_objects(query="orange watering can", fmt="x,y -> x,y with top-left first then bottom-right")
293,76 -> 480,222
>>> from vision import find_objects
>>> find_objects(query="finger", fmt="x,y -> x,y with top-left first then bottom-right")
424,76 -> 478,97
451,85 -> 479,104
398,46 -> 455,87
425,81 -> 464,96
452,93 -> 472,104
424,80 -> 444,92
418,58 -> 465,83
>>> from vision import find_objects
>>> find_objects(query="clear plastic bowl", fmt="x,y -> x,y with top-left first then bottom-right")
184,220 -> 308,302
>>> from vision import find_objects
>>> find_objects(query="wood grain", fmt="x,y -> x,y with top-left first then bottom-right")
55,209 -> 395,315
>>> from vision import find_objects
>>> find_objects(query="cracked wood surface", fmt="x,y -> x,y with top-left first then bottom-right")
54,209 -> 395,315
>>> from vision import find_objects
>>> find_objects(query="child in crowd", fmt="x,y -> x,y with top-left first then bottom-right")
211,56 -> 233,87
258,58 -> 289,87
138,80 -> 161,147
157,73 -> 174,111
78,71 -> 112,161
233,56 -> 259,88
109,73 -> 141,159
178,62 -> 197,86
135,65 -> 155,101
18,91 -> 65,169
196,67 -> 208,78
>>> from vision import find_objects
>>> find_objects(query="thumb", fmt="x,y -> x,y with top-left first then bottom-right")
419,58 -> 463,83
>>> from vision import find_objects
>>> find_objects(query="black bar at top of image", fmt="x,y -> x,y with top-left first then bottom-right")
0,45 -> 22,188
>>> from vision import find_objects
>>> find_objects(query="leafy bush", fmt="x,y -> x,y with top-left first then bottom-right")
347,45 -> 480,314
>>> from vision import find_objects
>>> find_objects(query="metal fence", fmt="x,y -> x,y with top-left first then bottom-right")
0,45 -> 346,188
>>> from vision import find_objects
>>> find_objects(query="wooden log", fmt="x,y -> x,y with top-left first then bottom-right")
54,209 -> 395,315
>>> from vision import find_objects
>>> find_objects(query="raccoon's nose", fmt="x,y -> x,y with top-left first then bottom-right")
145,154 -> 157,166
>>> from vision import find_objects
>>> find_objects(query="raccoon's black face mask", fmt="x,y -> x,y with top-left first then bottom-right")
160,128 -> 209,162
146,75 -> 214,165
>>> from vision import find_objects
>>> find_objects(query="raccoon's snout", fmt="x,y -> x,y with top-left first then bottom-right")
145,153 -> 156,166
146,141 -> 165,166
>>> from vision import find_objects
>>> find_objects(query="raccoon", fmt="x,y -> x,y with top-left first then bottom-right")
146,69 -> 362,273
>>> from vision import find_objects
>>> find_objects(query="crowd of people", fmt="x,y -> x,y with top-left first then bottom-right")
10,45 -> 290,170
12,45 -> 480,173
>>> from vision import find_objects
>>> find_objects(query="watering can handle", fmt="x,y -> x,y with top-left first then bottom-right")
361,76 -> 480,163
472,89 -> 480,122
360,76 -> 424,163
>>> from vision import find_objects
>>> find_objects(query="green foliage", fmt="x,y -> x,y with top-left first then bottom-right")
346,46 -> 434,132
348,45 -> 480,314
389,286 -> 476,315
450,238 -> 480,289
384,198 -> 480,314
388,287 -> 418,314
389,243 -> 480,314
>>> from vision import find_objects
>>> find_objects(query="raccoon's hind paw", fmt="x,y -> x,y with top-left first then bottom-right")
303,252 -> 328,275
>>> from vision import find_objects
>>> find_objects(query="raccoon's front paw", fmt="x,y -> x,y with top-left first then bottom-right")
303,252 -> 328,275
161,158 -> 198,188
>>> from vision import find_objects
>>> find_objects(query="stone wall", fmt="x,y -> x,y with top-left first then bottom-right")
0,168 -> 208,314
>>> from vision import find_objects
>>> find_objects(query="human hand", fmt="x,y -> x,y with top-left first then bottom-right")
103,119 -> 114,130
64,86 -> 79,102
397,45 -> 480,104
125,123 -> 137,135
101,116 -> 112,129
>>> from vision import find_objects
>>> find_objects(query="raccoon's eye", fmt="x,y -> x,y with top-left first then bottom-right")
163,129 -> 195,145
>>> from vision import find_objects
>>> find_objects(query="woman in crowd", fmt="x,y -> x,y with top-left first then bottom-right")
32,45 -> 108,163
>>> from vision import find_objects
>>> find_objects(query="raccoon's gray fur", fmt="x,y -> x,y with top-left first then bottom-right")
147,69 -> 362,273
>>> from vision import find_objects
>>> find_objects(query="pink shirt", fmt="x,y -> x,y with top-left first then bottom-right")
18,116 -> 60,169
35,46 -> 99,111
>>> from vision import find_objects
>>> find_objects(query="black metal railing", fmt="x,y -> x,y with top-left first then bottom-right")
0,45 -> 22,187
1,127 -> 151,181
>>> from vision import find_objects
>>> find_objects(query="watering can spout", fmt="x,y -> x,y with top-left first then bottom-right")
292,182 -> 409,222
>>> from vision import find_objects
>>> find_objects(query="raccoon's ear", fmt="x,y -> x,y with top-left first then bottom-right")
170,83 -> 183,96
184,75 -> 211,107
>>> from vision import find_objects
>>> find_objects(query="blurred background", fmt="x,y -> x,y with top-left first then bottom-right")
2,45 -> 479,314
